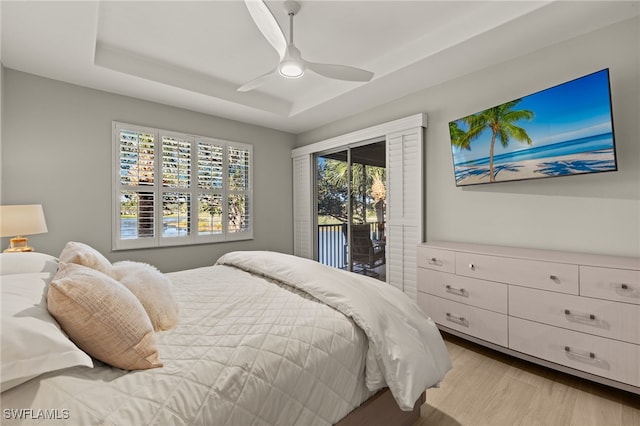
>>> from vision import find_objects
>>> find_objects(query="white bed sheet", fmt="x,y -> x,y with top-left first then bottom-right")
1,264 -> 373,425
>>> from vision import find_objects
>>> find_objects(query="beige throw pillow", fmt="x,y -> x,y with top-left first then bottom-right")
59,241 -> 112,276
111,261 -> 179,332
47,262 -> 163,370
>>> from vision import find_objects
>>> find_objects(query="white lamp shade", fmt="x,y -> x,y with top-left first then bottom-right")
0,205 -> 48,237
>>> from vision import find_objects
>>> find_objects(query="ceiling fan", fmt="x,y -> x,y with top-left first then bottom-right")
237,0 -> 374,92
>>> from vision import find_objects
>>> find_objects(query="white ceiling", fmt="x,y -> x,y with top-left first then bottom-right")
1,1 -> 638,134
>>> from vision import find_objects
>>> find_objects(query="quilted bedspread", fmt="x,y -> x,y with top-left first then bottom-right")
1,261 -> 373,425
216,251 -> 452,411
1,251 -> 451,425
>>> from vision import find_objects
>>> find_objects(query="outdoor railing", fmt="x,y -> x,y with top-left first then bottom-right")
318,222 -> 380,268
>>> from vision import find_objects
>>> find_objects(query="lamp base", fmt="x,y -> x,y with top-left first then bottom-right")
4,246 -> 35,253
3,237 -> 35,253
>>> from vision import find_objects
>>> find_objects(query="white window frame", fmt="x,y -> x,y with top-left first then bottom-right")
112,122 -> 253,250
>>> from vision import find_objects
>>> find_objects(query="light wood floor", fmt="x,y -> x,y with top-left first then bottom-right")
415,333 -> 640,426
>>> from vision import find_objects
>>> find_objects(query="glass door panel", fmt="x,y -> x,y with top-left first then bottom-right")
316,150 -> 349,269
349,142 -> 386,279
316,140 -> 386,281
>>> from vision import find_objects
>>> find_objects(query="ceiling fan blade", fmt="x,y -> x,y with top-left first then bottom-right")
237,68 -> 278,92
244,0 -> 287,61
305,62 -> 374,82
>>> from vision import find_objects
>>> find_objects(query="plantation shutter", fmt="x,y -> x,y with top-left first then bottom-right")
114,124 -> 158,249
227,143 -> 253,239
386,126 -> 424,300
196,140 -> 225,239
113,122 -> 253,250
160,132 -> 192,242
292,155 -> 313,259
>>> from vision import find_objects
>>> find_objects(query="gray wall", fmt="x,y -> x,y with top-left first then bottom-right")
1,70 -> 296,272
297,18 -> 640,258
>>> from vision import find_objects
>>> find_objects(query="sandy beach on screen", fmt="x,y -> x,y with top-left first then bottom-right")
455,150 -> 615,186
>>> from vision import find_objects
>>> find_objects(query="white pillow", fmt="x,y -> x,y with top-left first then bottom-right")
1,272 -> 93,392
48,263 -> 163,370
59,241 -> 112,276
0,252 -> 59,276
111,261 -> 179,332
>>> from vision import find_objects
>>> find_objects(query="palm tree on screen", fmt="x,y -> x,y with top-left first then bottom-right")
449,121 -> 469,150
455,99 -> 534,182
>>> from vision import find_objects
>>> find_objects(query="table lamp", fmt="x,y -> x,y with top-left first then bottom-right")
0,204 -> 48,252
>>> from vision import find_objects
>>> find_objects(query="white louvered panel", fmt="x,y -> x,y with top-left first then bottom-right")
386,133 -> 403,225
228,194 -> 251,235
401,132 -> 420,225
119,129 -> 155,186
196,194 -> 223,236
293,155 -> 313,259
197,142 -> 224,190
295,221 -> 312,259
161,192 -> 191,238
293,155 -> 312,219
161,135 -> 191,189
402,225 -> 419,301
119,190 -> 155,240
228,145 -> 251,192
387,224 -> 404,291
386,131 -> 404,291
386,127 -> 424,298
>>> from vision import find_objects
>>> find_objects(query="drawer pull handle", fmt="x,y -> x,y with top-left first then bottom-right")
445,312 -> 466,324
621,283 -> 629,290
564,309 -> 596,320
468,263 -> 475,270
428,257 -> 443,266
564,346 -> 595,360
549,275 -> 558,281
445,284 -> 467,296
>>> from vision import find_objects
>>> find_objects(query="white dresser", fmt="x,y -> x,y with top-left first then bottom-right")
417,241 -> 640,394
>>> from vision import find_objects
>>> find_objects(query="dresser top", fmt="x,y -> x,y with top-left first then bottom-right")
421,241 -> 640,270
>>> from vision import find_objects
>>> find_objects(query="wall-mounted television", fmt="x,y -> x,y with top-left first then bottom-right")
449,69 -> 617,186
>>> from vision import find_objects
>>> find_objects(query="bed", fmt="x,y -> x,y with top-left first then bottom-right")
1,247 -> 451,425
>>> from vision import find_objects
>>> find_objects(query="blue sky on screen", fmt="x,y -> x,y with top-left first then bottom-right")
452,69 -> 613,161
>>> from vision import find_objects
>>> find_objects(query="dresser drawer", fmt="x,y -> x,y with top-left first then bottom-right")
417,245 -> 455,273
456,252 -> 579,294
509,317 -> 640,387
510,286 -> 640,344
417,268 -> 507,314
580,266 -> 640,305
418,293 -> 507,347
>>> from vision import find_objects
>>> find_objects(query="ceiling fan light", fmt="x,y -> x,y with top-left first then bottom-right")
279,61 -> 304,78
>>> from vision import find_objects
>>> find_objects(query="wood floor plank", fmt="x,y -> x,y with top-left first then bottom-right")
515,376 -> 579,426
477,373 -> 538,426
416,333 -> 640,426
569,382 -> 624,426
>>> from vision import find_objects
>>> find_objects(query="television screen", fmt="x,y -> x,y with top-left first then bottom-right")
449,69 -> 617,186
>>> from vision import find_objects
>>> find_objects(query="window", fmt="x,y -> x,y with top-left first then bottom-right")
113,122 -> 253,250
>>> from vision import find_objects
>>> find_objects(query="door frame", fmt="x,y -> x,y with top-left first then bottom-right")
292,113 -> 426,298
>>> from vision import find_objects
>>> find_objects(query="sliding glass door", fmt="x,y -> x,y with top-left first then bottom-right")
315,140 -> 386,280
316,148 -> 348,268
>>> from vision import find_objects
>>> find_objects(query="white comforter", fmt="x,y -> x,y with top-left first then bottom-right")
216,251 -> 452,411
2,258 -> 371,425
1,251 -> 450,425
